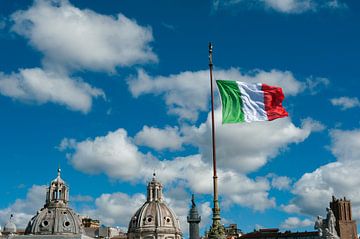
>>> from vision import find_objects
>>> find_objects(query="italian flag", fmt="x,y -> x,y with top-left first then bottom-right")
216,80 -> 288,123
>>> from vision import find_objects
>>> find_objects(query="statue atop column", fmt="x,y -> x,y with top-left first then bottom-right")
314,207 -> 340,239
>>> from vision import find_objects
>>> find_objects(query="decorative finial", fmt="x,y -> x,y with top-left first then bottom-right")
208,42 -> 213,66
57,167 -> 61,177
191,194 -> 196,207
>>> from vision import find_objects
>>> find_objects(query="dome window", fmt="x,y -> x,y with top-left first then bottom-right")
64,221 -> 71,227
42,220 -> 49,227
164,217 -> 171,223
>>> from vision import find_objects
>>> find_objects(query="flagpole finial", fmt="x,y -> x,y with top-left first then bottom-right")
208,42 -> 213,66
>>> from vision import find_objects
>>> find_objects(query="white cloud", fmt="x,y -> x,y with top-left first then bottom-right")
281,203 -> 301,214
11,0 -> 157,72
3,0 -> 156,113
62,129 -> 152,181
306,77 -> 330,95
330,97 -> 360,110
71,195 -> 94,203
61,128 -> 277,211
288,129 -> 360,219
81,192 -> 146,227
184,109 -> 324,173
212,0 -> 346,14
330,129 -> 360,161
199,202 -> 212,229
164,186 -> 193,234
135,126 -> 184,151
128,68 -> 303,121
0,68 -> 104,113
280,217 -> 313,229
219,172 -> 275,211
0,185 -> 46,228
264,0 -> 313,13
267,174 -> 292,190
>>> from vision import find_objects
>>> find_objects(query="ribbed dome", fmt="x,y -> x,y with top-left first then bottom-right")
128,174 -> 182,239
25,207 -> 83,235
25,168 -> 83,235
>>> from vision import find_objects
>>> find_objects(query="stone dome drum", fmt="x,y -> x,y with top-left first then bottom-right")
25,169 -> 83,235
128,174 -> 182,239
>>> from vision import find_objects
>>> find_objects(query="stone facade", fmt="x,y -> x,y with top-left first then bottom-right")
330,196 -> 358,239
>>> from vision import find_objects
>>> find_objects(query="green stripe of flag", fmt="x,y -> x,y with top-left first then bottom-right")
216,80 -> 245,123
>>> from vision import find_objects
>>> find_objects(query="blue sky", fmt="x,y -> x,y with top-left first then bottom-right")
1,0 -> 360,236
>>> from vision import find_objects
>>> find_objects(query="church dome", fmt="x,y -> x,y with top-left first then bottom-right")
128,174 -> 182,239
25,168 -> 83,235
25,207 -> 83,235
3,215 -> 17,234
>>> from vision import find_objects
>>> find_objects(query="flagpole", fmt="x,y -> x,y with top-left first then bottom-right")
208,42 -> 225,239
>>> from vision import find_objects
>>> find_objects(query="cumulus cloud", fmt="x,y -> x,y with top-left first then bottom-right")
135,126 -> 184,151
62,129 -> 151,181
280,217 -> 313,229
212,0 -> 346,14
0,185 -> 46,228
71,195 -> 94,203
2,0 -> 157,112
11,0 -> 157,72
264,0 -> 314,13
165,186 -> 194,234
305,77 -> 330,95
330,129 -> 360,161
61,128 -> 277,211
330,97 -> 360,110
220,172 -> 275,211
280,203 -> 301,214
287,129 -> 360,219
128,68 -> 303,121
267,174 -> 292,190
81,192 -> 146,227
184,109 -> 324,173
0,68 -> 104,113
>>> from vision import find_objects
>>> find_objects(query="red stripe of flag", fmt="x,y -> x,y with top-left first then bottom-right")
262,84 -> 288,121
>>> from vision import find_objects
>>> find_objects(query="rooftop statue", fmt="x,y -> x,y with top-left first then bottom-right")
314,207 -> 339,239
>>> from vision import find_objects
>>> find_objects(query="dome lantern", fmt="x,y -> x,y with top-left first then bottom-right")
146,173 -> 163,202
45,167 -> 69,207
